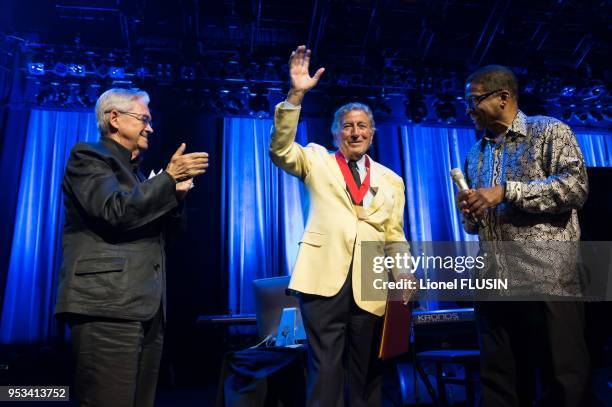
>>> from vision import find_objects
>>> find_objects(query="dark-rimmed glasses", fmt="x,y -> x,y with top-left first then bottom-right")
464,89 -> 504,110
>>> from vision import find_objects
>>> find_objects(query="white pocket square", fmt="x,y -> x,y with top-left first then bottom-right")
148,168 -> 163,180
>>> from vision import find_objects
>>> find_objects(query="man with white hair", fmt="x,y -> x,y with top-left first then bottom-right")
55,88 -> 208,406
270,46 -> 412,406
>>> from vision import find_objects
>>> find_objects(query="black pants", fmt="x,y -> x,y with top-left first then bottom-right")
475,301 -> 590,407
68,306 -> 164,407
299,271 -> 383,407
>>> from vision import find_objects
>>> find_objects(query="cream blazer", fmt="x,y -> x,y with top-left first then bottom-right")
269,103 -> 409,316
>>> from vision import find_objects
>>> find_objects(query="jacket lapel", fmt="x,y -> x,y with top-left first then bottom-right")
325,152 -> 354,207
366,161 -> 387,216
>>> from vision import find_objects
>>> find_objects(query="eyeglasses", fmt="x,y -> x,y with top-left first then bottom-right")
464,89 -> 504,110
106,110 -> 153,127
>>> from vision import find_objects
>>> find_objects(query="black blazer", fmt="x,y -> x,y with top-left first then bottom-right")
55,137 -> 182,321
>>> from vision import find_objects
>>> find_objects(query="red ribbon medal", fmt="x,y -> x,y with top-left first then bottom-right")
335,151 -> 371,205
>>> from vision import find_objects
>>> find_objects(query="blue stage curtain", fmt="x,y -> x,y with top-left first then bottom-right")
1,106 -> 611,341
374,124 -> 478,243
0,108 -> 30,315
221,117 -> 309,315
374,124 -> 479,309
0,110 -> 98,344
400,125 -> 479,243
576,131 -> 612,167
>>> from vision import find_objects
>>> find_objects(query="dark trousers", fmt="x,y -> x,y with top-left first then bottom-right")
475,301 -> 590,407
68,306 -> 164,407
299,272 -> 384,407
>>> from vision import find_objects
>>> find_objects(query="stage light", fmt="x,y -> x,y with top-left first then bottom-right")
28,63 -> 45,75
217,88 -> 245,115
263,61 -> 279,81
223,59 -> 242,79
95,64 -> 109,78
35,87 -> 53,105
248,93 -> 270,118
337,74 -> 350,86
109,67 -> 125,79
405,92 -> 428,124
575,110 -> 589,123
367,89 -> 392,116
588,85 -> 605,99
523,81 -> 536,94
438,78 -> 458,94
246,84 -> 270,118
589,109 -> 603,122
181,66 -> 196,80
208,93 -> 225,114
224,95 -> 244,115
561,109 -> 573,122
577,84 -> 607,101
56,90 -> 69,107
135,67 -> 148,78
75,84 -> 95,107
372,99 -> 392,116
68,64 -> 86,77
434,96 -> 457,124
561,85 -> 576,97
161,64 -> 173,79
54,63 -> 68,77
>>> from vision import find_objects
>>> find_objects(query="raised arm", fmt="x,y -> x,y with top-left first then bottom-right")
269,45 -> 325,179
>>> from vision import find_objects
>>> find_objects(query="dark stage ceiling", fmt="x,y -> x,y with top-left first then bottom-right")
1,0 -> 610,125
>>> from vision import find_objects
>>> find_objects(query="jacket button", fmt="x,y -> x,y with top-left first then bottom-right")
154,263 -> 161,271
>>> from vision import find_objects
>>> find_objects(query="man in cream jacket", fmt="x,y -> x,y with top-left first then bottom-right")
269,45 -> 412,407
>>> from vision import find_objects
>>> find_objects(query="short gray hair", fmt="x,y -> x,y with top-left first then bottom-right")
330,102 -> 376,137
95,88 -> 150,136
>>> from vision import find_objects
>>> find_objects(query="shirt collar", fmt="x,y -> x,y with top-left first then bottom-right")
508,110 -> 528,138
344,153 -> 367,171
101,137 -> 142,170
481,110 -> 528,146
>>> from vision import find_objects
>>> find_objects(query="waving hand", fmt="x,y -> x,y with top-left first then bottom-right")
287,45 -> 325,106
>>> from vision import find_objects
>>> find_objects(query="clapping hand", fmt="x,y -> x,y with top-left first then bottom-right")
165,143 -> 209,183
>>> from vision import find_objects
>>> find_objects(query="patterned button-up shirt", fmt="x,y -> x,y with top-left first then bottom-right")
463,110 -> 588,297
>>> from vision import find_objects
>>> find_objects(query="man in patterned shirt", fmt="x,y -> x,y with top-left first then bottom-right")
456,65 -> 590,406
